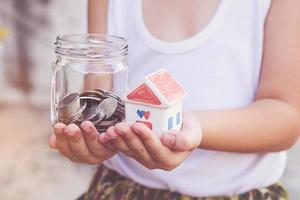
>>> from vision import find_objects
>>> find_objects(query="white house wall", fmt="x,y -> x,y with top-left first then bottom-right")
125,102 -> 182,137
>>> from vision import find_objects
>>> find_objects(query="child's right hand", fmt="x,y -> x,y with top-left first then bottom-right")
49,121 -> 117,164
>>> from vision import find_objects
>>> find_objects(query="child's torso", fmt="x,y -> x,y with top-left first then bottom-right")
142,0 -> 220,42
104,0 -> 287,197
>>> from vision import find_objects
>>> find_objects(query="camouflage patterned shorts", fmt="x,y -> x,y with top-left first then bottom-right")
78,165 -> 289,200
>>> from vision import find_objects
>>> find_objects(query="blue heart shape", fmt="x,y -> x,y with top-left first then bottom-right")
137,110 -> 144,118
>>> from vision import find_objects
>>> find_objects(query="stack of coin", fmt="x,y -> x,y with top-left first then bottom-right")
58,93 -> 86,124
57,89 -> 125,133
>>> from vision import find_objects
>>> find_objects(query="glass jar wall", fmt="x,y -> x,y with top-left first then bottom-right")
51,34 -> 128,133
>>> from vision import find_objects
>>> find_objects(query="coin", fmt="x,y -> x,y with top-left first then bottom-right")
78,96 -> 102,122
57,89 -> 125,133
92,109 -> 106,124
98,97 -> 119,119
58,93 -> 79,109
80,90 -> 104,99
113,110 -> 125,120
95,89 -> 106,95
59,101 -> 86,120
78,104 -> 98,122
58,93 -> 85,124
104,91 -> 121,101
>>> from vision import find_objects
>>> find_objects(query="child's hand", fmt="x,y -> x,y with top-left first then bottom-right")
49,121 -> 117,164
99,113 -> 202,171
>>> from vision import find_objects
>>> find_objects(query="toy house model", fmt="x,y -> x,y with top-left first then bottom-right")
124,69 -> 187,136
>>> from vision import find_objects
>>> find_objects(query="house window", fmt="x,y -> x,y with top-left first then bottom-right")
176,112 -> 181,125
168,117 -> 173,130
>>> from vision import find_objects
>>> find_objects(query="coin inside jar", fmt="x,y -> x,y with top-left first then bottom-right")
59,101 -> 86,121
58,93 -> 80,109
80,90 -> 104,99
78,96 -> 101,122
98,97 -> 119,119
57,89 -> 125,133
104,91 -> 121,101
58,93 -> 82,123
92,109 -> 106,124
95,89 -> 106,96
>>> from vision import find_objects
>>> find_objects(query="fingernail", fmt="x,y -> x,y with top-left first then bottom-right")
108,131 -> 118,139
132,126 -> 142,135
116,130 -> 125,136
67,130 -> 80,142
98,134 -> 104,143
55,129 -> 64,136
162,134 -> 176,146
54,126 -> 65,136
82,125 -> 91,133
99,134 -> 108,143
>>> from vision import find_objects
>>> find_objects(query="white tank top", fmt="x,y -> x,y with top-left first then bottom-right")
104,0 -> 287,196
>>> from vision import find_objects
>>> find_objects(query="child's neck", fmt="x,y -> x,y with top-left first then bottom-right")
143,0 -> 221,42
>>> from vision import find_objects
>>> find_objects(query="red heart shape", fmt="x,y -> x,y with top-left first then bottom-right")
144,111 -> 150,120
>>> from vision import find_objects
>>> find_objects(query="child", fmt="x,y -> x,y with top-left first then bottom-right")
49,0 -> 300,199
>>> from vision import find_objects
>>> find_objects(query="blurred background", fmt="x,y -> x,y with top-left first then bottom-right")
0,1 -> 95,199
0,0 -> 299,199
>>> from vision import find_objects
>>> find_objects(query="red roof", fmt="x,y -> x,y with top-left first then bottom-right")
127,84 -> 161,105
126,69 -> 186,107
147,69 -> 186,103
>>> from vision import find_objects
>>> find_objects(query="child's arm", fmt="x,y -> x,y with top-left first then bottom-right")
88,0 -> 107,33
193,0 -> 300,153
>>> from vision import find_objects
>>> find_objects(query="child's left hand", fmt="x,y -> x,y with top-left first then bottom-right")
99,112 -> 202,171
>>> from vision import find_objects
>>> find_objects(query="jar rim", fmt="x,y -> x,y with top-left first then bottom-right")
55,34 -> 128,61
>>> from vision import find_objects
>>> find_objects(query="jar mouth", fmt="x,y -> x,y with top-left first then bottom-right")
55,34 -> 128,61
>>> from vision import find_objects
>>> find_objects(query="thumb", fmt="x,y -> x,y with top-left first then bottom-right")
161,130 -> 194,151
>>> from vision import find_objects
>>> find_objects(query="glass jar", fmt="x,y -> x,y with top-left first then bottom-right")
51,34 -> 128,133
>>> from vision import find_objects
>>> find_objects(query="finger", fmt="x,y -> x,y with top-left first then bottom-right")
161,114 -> 202,151
98,134 -> 117,152
161,131 -> 186,151
65,124 -> 101,164
53,123 -> 76,159
115,122 -> 154,164
106,126 -> 132,157
161,131 -> 198,151
131,123 -> 171,161
49,133 -> 57,149
99,132 -> 112,143
81,121 -> 116,157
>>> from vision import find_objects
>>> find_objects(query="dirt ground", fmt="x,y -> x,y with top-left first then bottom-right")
0,105 -> 299,200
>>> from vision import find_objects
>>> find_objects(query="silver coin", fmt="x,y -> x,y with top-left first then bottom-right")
116,106 -> 125,112
58,95 -> 86,124
90,109 -> 106,124
58,89 -> 124,131
113,112 -> 125,120
79,95 -> 102,103
78,96 -> 102,121
58,93 -> 80,109
95,89 -> 106,95
98,97 -> 118,119
80,90 -> 104,99
58,93 -> 81,120
78,104 -> 98,122
104,92 -> 121,101
58,101 -> 86,123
